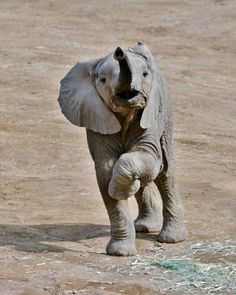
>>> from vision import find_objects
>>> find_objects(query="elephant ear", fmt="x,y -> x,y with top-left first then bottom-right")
132,42 -> 168,130
140,64 -> 163,130
58,59 -> 121,134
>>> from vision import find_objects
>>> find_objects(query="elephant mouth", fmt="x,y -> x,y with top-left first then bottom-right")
114,90 -> 146,109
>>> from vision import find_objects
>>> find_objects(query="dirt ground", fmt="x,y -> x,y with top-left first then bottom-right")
0,0 -> 235,294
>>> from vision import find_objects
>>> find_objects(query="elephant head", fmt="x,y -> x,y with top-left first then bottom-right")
58,42 -> 160,134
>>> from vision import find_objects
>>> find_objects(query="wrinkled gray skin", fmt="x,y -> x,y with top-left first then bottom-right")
58,42 -> 187,256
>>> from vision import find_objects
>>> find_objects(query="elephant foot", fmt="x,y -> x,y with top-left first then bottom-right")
156,221 -> 187,243
106,238 -> 136,256
134,217 -> 162,233
108,178 -> 141,200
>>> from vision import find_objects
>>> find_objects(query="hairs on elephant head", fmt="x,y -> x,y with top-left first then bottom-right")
58,42 -> 187,256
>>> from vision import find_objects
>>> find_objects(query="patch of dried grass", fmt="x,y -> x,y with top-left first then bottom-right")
129,241 -> 236,294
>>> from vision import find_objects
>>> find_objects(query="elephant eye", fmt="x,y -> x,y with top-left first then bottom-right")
100,77 -> 106,84
143,71 -> 148,77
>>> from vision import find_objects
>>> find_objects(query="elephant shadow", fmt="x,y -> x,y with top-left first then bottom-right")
0,223 -> 157,253
0,223 -> 110,253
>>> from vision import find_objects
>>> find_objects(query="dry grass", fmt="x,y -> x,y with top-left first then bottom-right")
129,241 -> 236,294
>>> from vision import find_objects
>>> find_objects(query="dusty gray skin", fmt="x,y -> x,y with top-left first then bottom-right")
58,42 -> 187,256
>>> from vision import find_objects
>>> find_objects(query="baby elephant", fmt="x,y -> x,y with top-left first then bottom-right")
58,42 -> 187,256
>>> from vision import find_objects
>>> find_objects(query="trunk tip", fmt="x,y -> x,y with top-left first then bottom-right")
114,47 -> 125,61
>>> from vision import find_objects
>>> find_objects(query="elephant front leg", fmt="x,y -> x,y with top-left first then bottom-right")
108,151 -> 161,201
155,173 -> 187,243
154,128 -> 187,243
106,199 -> 136,256
96,164 -> 136,256
134,182 -> 163,233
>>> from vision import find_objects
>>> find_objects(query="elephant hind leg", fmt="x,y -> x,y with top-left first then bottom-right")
134,182 -> 163,233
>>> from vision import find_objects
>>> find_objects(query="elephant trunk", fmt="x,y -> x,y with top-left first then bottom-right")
113,47 -> 132,93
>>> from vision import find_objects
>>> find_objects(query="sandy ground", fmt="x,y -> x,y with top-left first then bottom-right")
0,0 -> 235,294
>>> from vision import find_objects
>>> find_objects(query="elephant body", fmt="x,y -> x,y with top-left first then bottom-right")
58,43 -> 187,256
